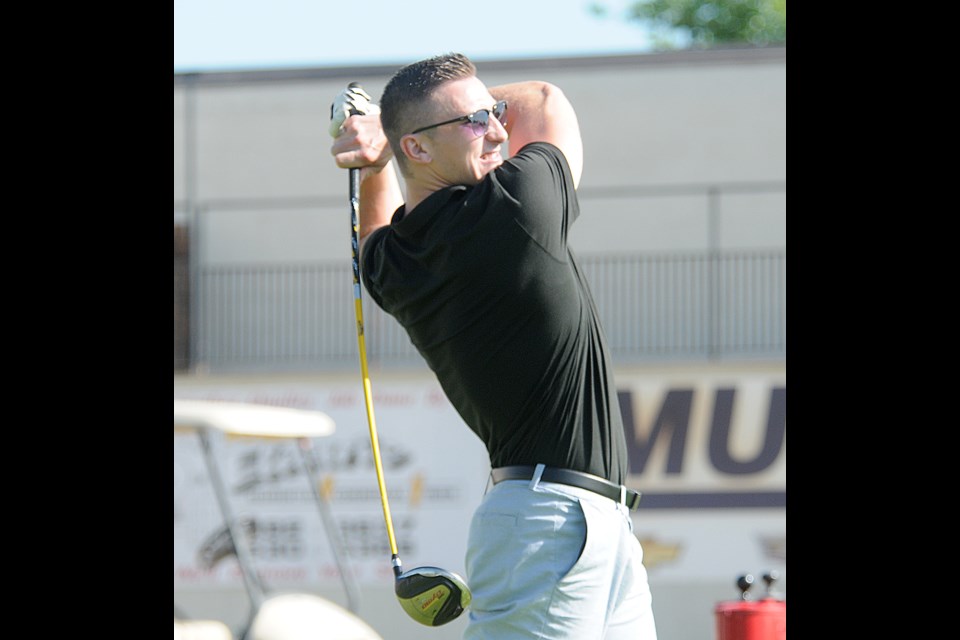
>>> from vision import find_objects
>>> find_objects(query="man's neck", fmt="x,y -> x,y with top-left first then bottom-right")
403,180 -> 435,214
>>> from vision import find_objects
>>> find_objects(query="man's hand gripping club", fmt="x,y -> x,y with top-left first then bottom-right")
329,84 -> 403,251
329,84 -> 392,174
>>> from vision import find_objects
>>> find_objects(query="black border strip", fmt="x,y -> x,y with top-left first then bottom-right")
636,491 -> 786,509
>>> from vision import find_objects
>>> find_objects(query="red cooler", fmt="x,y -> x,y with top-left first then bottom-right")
714,573 -> 786,640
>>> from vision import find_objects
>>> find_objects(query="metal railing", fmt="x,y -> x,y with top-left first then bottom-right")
177,251 -> 785,372
585,252 -> 786,359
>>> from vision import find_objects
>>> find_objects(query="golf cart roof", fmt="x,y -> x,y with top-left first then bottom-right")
173,399 -> 335,439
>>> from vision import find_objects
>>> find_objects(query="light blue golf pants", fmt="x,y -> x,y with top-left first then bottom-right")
463,467 -> 658,639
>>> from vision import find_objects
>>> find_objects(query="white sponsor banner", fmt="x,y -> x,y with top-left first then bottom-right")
618,368 -> 786,491
174,364 -> 785,591
174,377 -> 490,591
616,366 -> 786,582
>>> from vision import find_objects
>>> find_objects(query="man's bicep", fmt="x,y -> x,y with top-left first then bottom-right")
500,84 -> 583,188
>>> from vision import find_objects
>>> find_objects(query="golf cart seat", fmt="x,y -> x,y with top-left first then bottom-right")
173,618 -> 232,640
249,593 -> 384,640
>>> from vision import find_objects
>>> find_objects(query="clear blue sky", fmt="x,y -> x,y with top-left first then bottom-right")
174,0 -> 654,72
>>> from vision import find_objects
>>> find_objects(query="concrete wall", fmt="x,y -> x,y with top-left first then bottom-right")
173,47 -> 786,267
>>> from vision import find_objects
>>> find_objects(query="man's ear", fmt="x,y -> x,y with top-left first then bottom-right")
400,134 -> 432,166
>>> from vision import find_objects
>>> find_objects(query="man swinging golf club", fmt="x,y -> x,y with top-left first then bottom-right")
331,81 -> 472,629
330,53 -> 658,639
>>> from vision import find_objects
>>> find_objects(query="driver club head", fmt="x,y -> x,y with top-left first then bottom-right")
394,566 -> 472,626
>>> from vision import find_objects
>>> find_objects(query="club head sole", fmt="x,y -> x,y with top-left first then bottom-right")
394,566 -> 472,626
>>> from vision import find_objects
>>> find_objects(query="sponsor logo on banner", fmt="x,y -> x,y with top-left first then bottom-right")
174,367 -> 785,587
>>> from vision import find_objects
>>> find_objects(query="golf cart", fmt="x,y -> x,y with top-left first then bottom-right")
174,398 -> 383,640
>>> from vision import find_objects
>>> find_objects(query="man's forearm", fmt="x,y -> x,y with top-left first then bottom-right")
358,160 -> 404,250
489,81 -> 583,187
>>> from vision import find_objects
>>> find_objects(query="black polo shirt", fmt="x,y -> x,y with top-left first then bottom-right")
361,142 -> 628,484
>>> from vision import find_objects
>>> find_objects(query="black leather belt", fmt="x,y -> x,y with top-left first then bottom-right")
491,465 -> 642,510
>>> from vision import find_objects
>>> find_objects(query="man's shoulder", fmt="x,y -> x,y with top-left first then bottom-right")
511,140 -> 563,159
500,141 -> 571,186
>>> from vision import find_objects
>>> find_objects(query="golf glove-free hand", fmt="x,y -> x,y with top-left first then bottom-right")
329,85 -> 381,137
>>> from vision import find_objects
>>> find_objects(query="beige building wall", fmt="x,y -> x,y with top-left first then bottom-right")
174,47 -> 785,267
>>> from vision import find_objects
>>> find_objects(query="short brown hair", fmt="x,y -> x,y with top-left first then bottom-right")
380,52 -> 477,175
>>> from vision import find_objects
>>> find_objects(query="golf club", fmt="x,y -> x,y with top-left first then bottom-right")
336,82 -> 472,627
